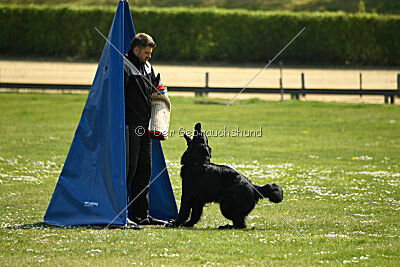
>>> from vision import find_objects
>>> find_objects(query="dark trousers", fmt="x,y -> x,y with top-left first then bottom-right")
126,125 -> 152,220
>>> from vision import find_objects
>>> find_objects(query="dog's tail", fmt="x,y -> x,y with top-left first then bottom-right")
254,184 -> 283,203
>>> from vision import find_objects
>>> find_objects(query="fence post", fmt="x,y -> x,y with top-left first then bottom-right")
301,72 -> 306,97
279,61 -> 284,102
398,73 -> 400,92
359,72 -> 362,98
204,72 -> 209,97
392,73 -> 400,104
195,72 -> 209,97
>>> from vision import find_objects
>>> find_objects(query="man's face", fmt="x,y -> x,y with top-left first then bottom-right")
134,46 -> 153,64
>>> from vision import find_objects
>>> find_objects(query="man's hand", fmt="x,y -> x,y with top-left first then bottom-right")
153,73 -> 161,89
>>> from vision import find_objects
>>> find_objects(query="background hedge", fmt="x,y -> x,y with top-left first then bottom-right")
0,4 -> 399,66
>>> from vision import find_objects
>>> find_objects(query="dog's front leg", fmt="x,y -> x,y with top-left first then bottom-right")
182,202 -> 204,227
168,194 -> 192,227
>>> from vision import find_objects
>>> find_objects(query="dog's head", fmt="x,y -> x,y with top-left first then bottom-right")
181,123 -> 212,165
264,183 -> 283,203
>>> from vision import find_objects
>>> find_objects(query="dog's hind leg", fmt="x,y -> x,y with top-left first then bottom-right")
219,187 -> 254,229
182,202 -> 204,227
232,218 -> 246,229
218,219 -> 246,229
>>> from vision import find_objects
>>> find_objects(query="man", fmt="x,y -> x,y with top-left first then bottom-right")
124,33 -> 166,226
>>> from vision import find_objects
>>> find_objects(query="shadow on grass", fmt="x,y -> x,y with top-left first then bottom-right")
6,222 -> 272,231
7,222 -> 54,230
174,226 -> 274,231
6,222 -> 141,230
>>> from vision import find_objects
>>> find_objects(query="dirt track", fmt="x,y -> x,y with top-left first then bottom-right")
0,59 -> 399,104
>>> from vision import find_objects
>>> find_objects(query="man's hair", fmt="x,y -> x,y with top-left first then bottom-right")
130,33 -> 156,50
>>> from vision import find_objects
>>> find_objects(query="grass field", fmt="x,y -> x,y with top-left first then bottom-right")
1,0 -> 399,14
0,93 -> 399,265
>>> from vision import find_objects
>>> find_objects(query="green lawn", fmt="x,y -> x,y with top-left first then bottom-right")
1,0 -> 399,14
0,93 -> 399,265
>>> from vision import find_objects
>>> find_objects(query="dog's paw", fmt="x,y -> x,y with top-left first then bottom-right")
218,224 -> 234,229
181,222 -> 194,228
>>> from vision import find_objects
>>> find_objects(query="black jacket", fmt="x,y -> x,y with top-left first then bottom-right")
124,50 -> 156,126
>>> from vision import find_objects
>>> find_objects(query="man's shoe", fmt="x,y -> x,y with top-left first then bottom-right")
126,218 -> 142,230
136,216 -> 167,226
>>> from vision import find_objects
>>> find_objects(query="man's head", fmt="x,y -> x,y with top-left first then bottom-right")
130,33 -> 156,64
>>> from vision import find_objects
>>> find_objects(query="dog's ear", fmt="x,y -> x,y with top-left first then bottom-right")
194,122 -> 202,132
194,123 -> 202,138
183,133 -> 192,146
204,134 -> 212,157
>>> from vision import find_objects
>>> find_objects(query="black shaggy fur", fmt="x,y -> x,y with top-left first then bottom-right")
168,123 -> 283,229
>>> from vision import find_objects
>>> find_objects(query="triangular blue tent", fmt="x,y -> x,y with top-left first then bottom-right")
44,0 -> 178,226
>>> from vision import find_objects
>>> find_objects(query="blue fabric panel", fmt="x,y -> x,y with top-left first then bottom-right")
44,1 -> 129,226
44,0 -> 177,226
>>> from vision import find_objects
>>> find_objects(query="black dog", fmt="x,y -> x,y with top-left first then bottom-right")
168,123 -> 283,229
